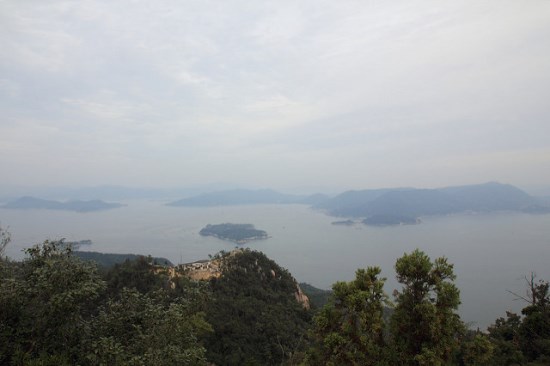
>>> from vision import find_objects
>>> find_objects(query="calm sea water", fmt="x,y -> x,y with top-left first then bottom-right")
2,201 -> 549,329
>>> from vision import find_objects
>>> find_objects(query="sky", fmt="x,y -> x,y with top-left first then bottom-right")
1,0 -> 550,194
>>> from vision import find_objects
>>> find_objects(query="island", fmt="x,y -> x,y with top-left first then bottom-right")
331,219 -> 355,226
199,223 -> 269,244
1,196 -> 125,212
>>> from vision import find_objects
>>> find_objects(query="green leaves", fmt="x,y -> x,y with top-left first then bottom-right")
204,249 -> 311,366
391,249 -> 462,366
0,240 -> 211,366
88,288 -> 211,366
309,266 -> 389,366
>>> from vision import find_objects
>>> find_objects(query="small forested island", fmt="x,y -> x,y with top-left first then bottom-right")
199,223 -> 268,244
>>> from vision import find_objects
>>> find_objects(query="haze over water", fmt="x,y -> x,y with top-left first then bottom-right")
2,202 -> 549,329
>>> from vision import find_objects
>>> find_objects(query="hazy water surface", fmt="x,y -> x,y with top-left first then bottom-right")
2,201 -> 549,329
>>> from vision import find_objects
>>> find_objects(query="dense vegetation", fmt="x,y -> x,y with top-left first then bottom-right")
1,225 -> 549,365
199,223 -> 268,243
204,249 -> 311,365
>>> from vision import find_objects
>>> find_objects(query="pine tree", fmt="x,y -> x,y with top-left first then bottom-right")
390,249 -> 462,366
307,266 -> 390,365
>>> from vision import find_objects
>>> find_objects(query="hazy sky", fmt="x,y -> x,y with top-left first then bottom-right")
1,0 -> 550,192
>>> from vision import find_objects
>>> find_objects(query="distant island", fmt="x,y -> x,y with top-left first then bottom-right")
315,182 -> 550,225
1,196 -> 125,212
331,219 -> 355,226
166,189 -> 328,207
199,223 -> 269,244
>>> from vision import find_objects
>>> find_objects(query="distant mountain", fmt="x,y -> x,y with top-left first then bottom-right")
0,183 -> 245,201
313,188 -> 408,216
167,189 -> 323,206
1,196 -> 124,212
316,182 -> 550,221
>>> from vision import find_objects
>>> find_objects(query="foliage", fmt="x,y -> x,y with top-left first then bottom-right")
390,249 -> 463,366
487,311 -> 524,365
306,267 -> 391,365
0,224 -> 10,259
5,236 -> 550,366
104,255 -> 170,296
459,331 -> 494,366
0,239 -> 211,365
0,240 -> 106,364
487,275 -> 550,365
74,250 -> 172,268
299,282 -> 332,309
204,249 -> 311,366
518,277 -> 550,362
86,288 -> 211,366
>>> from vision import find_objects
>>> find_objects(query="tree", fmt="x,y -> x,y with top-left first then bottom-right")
204,249 -> 311,366
460,331 -> 494,366
517,275 -> 550,363
307,267 -> 390,365
390,249 -> 462,366
104,255 -> 169,296
487,312 -> 524,366
87,288 -> 211,366
0,224 -> 10,259
0,240 -> 105,365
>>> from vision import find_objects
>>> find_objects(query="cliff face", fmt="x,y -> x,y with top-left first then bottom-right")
295,283 -> 311,309
180,259 -> 222,280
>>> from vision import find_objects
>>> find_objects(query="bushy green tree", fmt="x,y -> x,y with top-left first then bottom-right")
87,288 -> 211,366
518,276 -> 550,364
487,311 -> 524,365
307,267 -> 390,365
104,255 -> 169,296
488,275 -> 550,365
0,240 -> 105,365
460,331 -> 494,366
390,249 -> 462,366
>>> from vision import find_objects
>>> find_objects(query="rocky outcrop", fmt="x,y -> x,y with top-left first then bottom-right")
157,249 -> 310,309
295,284 -> 310,310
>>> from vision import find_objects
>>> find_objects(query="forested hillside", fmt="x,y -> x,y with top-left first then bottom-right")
1,226 -> 549,365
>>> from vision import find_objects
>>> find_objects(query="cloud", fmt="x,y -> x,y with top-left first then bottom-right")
1,0 -> 549,189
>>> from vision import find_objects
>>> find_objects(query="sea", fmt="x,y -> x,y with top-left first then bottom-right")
2,201 -> 549,329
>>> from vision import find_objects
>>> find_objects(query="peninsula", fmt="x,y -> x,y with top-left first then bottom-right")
199,223 -> 268,244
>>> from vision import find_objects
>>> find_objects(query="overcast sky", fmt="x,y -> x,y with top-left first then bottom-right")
1,0 -> 550,193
